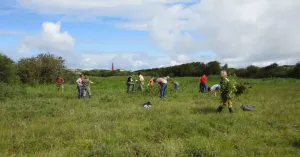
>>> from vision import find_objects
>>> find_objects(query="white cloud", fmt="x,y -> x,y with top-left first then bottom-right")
16,0 -> 300,68
65,51 -> 170,70
19,21 -> 75,53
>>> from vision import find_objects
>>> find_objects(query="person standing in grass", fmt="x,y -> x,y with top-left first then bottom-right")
82,76 -> 94,99
199,74 -> 208,93
138,72 -> 145,91
208,84 -> 221,96
153,77 -> 168,98
148,76 -> 154,86
171,81 -> 179,92
76,74 -> 84,99
126,74 -> 135,93
56,75 -> 64,92
216,70 -> 237,113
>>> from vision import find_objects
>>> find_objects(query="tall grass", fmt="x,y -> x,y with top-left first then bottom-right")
1,76 -> 300,157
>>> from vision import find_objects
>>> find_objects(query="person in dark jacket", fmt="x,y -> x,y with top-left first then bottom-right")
126,74 -> 135,93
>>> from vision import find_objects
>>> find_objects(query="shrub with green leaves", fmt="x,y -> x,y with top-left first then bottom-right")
220,77 -> 237,102
0,53 -> 19,84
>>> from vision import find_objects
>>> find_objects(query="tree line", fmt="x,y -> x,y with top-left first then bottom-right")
135,61 -> 300,78
1,52 -> 300,87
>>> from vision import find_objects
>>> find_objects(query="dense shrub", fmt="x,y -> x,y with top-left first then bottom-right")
0,53 -> 19,84
17,53 -> 65,84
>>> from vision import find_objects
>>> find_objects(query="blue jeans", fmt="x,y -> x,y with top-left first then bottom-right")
77,85 -> 84,99
127,82 -> 135,93
160,83 -> 167,98
200,83 -> 208,93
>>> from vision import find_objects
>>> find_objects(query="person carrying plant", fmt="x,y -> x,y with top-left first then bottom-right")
56,75 -> 64,92
153,77 -> 168,98
126,74 -> 135,93
82,75 -> 94,99
138,72 -> 145,91
216,70 -> 237,113
76,74 -> 84,99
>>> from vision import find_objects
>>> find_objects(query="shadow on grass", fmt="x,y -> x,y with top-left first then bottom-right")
193,107 -> 217,114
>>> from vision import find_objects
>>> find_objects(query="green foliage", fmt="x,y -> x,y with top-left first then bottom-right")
17,53 -> 65,84
290,62 -> 300,78
1,76 -> 300,156
235,83 -> 250,96
220,77 -> 237,101
0,53 -> 19,84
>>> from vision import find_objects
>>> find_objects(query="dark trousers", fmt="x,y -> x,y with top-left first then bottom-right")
127,82 -> 135,93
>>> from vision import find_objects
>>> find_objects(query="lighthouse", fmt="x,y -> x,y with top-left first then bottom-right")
112,63 -> 114,71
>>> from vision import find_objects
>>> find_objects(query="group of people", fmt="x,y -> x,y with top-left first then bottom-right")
199,74 -> 221,97
126,72 -> 179,98
56,70 -> 236,113
56,74 -> 94,99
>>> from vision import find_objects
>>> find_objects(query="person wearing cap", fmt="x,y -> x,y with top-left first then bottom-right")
153,77 -> 168,98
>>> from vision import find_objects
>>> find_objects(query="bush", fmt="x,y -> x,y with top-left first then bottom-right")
17,53 -> 65,84
0,53 -> 19,84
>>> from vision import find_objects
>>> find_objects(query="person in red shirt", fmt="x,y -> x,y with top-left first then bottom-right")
199,74 -> 208,93
56,75 -> 65,92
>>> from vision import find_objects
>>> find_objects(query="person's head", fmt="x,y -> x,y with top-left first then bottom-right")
153,78 -> 157,83
84,75 -> 89,79
80,74 -> 84,78
220,70 -> 227,78
138,72 -> 141,75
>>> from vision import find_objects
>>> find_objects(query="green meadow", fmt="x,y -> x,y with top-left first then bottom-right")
1,76 -> 300,157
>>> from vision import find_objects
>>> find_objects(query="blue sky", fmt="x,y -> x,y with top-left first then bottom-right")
1,0 -> 300,70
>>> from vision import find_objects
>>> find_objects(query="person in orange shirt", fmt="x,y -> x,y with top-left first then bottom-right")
199,74 -> 208,93
148,76 -> 154,86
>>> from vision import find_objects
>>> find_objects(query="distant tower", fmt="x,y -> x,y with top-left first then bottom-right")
112,63 -> 114,71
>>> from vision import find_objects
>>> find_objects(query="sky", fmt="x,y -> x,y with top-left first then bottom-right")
1,0 -> 300,70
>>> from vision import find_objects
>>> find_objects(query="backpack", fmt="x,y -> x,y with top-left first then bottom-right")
241,105 -> 256,111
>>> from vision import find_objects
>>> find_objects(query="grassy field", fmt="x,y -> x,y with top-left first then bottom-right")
1,76 -> 300,157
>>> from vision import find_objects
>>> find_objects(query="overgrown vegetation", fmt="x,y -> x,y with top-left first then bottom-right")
1,76 -> 300,156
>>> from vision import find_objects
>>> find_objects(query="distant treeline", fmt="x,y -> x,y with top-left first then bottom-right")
135,61 -> 300,79
1,52 -> 300,87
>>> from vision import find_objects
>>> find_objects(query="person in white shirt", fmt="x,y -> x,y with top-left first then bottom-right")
154,77 -> 168,98
76,74 -> 84,99
138,72 -> 145,91
208,84 -> 221,96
